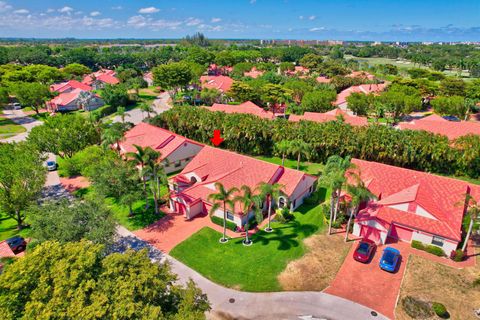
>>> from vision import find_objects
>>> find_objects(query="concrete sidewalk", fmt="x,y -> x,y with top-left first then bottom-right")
116,226 -> 388,320
2,109 -> 43,142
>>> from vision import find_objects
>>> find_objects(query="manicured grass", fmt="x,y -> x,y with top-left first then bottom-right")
0,215 -> 31,241
255,155 -> 323,176
74,186 -> 168,231
0,118 -> 26,139
170,201 -> 327,292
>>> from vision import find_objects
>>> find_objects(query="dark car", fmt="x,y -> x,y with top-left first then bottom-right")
353,239 -> 376,263
442,115 -> 461,122
379,247 -> 401,272
6,236 -> 27,254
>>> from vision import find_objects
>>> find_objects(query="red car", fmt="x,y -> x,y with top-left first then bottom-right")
353,239 -> 376,263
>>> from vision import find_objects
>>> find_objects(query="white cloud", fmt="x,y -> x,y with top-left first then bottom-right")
185,17 -> 202,26
58,6 -> 74,13
299,15 -> 304,20
111,6 -> 123,10
138,7 -> 160,14
0,1 -> 12,12
309,27 -> 325,32
211,17 -> 222,23
90,11 -> 101,17
13,9 -> 29,14
127,15 -> 182,30
198,24 -> 223,32
46,8 -> 55,13
308,15 -> 316,20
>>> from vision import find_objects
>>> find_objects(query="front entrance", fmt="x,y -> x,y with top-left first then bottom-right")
360,225 -> 382,243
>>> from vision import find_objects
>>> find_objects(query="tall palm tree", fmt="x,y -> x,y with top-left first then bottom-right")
144,149 -> 164,215
140,103 -> 154,119
289,139 -> 311,170
319,155 -> 354,235
459,194 -> 480,251
274,140 -> 291,166
116,106 -> 130,123
208,183 -> 238,243
344,179 -> 376,242
101,124 -> 125,155
127,145 -> 153,206
234,185 -> 263,245
256,182 -> 284,232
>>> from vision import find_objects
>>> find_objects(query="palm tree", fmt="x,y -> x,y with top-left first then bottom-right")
140,103 -> 154,119
344,179 -> 376,242
208,183 -> 238,243
274,140 -> 291,166
256,182 -> 284,232
127,145 -> 153,207
116,106 -> 130,123
101,124 -> 125,155
289,139 -> 311,170
319,155 -> 354,235
234,185 -> 263,245
459,194 -> 480,252
144,149 -> 164,215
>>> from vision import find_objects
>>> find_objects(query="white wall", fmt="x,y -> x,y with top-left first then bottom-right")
212,208 -> 243,226
411,231 -> 458,254
388,203 -> 409,211
288,176 -> 316,210
163,142 -> 203,174
188,201 -> 204,219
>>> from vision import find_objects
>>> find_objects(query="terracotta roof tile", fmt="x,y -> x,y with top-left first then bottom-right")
397,115 -> 480,140
289,109 -> 368,126
207,101 -> 276,119
199,75 -> 233,92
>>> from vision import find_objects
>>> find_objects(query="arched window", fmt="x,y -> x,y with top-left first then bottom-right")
278,196 -> 287,208
190,176 -> 197,184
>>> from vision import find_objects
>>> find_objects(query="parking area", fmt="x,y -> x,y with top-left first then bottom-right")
325,241 -> 408,320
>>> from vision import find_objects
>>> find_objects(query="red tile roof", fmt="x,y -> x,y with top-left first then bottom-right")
335,83 -> 387,106
0,240 -> 15,258
347,71 -> 375,80
199,75 -> 234,92
207,101 -> 276,119
285,66 -> 309,76
244,67 -> 264,79
50,80 -> 92,93
119,122 -> 203,160
82,69 -> 119,86
397,114 -> 480,140
289,109 -> 368,126
174,146 -> 317,214
316,76 -> 331,83
353,159 -> 480,241
49,88 -> 84,106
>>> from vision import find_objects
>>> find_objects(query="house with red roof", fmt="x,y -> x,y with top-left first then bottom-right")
289,108 -> 368,126
335,83 -> 387,109
143,72 -> 154,87
244,67 -> 264,79
82,69 -> 120,89
169,146 -> 317,224
119,122 -> 204,174
316,76 -> 331,84
397,114 -> 480,140
206,101 -> 277,119
50,80 -> 92,93
46,89 -> 104,112
285,66 -> 309,76
350,159 -> 480,254
199,75 -> 234,93
347,71 -> 375,81
207,64 -> 233,76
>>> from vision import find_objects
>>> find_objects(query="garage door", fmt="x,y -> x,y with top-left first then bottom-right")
360,225 -> 381,243
390,224 -> 413,242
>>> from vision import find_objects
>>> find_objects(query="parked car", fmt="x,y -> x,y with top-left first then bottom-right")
379,247 -> 401,272
443,115 -> 460,122
6,236 -> 27,254
7,102 -> 22,110
353,239 -> 376,263
46,160 -> 57,171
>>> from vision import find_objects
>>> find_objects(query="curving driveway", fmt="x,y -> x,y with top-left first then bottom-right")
1,109 -> 43,143
117,226 -> 388,320
111,92 -> 171,124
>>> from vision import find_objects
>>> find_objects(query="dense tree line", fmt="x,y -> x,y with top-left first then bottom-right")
150,106 -> 480,178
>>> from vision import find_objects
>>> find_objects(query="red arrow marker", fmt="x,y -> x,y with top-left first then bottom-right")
210,129 -> 224,146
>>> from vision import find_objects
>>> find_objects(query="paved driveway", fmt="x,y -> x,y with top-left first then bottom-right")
118,226 -> 388,320
111,92 -> 171,124
1,109 -> 43,142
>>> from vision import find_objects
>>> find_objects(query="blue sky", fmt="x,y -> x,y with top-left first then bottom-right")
0,0 -> 479,41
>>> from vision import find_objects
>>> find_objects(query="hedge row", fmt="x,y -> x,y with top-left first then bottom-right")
411,240 -> 445,257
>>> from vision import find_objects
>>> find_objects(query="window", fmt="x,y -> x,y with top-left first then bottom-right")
174,161 -> 182,168
226,212 -> 234,221
278,196 -> 286,208
431,236 -> 444,247
309,186 -> 313,193
185,157 -> 191,162
293,200 -> 296,208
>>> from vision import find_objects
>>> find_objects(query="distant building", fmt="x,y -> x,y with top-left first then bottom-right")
82,69 -> 120,89
46,89 -> 104,112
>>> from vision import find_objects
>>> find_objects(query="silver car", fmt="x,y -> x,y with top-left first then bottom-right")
46,160 -> 57,171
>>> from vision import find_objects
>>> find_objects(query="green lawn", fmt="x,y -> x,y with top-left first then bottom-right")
0,118 -> 26,139
255,155 -> 323,176
170,200 -> 327,292
74,185 -> 168,231
0,215 -> 31,241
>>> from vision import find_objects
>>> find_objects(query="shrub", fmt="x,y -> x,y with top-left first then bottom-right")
425,245 -> 445,257
450,249 -> 464,262
411,240 -> 425,250
91,104 -> 117,118
432,302 -> 449,319
303,191 -> 319,205
210,216 -> 237,232
401,296 -> 433,319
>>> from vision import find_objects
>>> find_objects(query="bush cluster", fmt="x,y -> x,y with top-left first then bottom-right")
411,240 -> 445,257
432,302 -> 449,319
210,215 -> 237,232
401,296 -> 433,319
